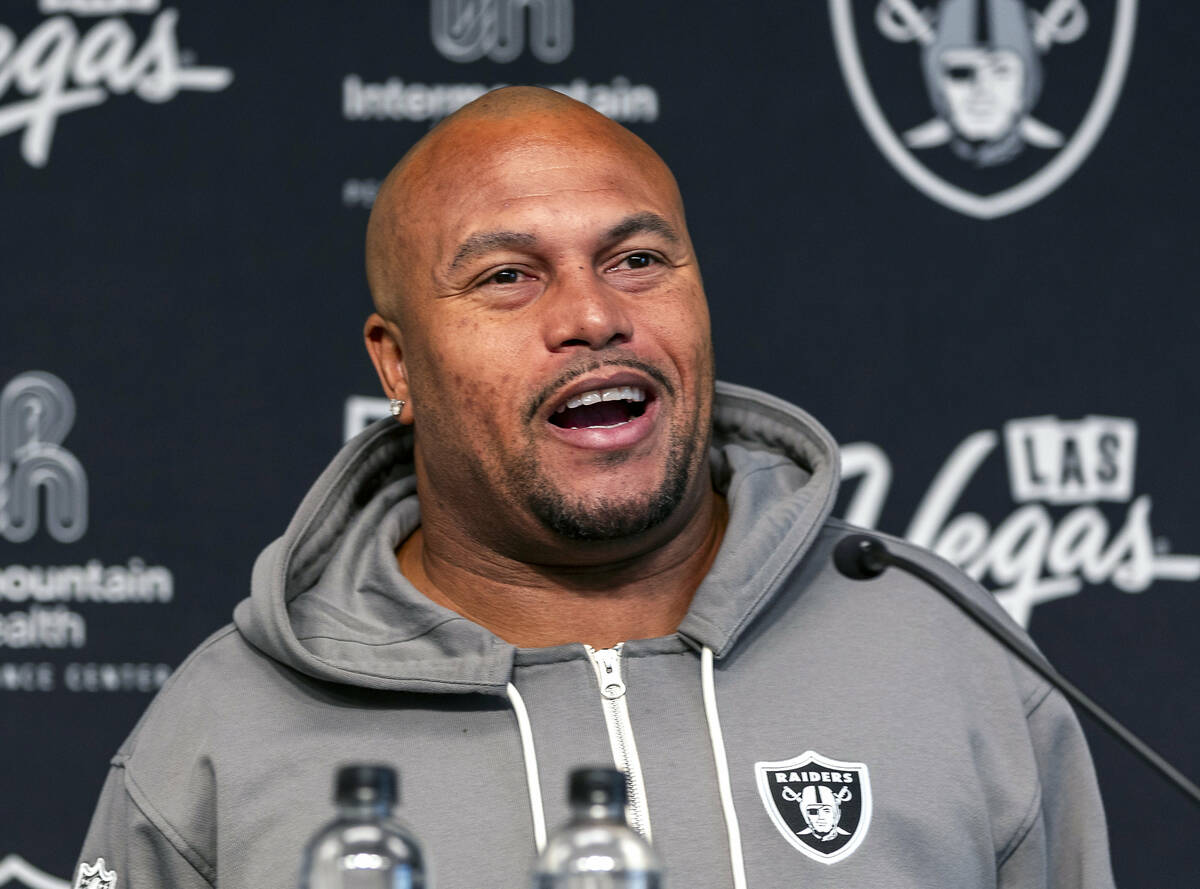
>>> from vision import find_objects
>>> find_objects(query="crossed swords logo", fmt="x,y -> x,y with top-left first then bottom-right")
875,0 -> 1089,153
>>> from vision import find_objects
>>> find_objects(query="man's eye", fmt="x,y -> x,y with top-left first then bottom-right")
487,268 -> 524,285
614,253 -> 659,270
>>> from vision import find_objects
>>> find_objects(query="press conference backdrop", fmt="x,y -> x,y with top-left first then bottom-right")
1,1 -> 1195,886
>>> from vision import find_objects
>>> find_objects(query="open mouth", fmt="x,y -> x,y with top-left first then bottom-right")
548,385 -> 649,429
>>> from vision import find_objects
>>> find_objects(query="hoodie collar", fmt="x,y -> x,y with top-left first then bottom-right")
678,381 -> 840,657
233,382 -> 840,694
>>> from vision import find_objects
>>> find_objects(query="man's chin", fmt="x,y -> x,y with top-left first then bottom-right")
527,488 -> 682,542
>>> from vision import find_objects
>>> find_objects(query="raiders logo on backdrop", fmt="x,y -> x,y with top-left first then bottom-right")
755,750 -> 872,864
72,858 -> 116,889
829,0 -> 1137,218
0,854 -> 70,889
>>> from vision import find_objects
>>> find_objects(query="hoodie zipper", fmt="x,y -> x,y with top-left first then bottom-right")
584,643 -> 653,841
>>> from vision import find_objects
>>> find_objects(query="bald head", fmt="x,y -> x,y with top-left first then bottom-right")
365,86 -> 683,320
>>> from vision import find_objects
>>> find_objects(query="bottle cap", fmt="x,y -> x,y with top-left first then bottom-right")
335,764 -> 398,807
568,766 -> 627,807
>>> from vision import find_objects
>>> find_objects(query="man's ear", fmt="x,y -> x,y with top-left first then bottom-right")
364,312 -> 411,423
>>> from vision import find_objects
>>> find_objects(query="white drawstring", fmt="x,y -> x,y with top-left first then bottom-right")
508,652 -> 747,886
506,681 -> 548,853
702,646 -> 748,889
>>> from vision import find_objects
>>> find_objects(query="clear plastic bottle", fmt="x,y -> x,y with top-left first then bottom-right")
299,764 -> 425,889
533,767 -> 662,889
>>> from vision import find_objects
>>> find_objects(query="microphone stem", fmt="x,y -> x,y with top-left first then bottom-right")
886,551 -> 1200,808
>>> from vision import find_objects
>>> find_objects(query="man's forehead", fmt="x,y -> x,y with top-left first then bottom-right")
412,140 -> 685,265
392,98 -> 678,205
416,131 -> 672,204
366,92 -> 687,312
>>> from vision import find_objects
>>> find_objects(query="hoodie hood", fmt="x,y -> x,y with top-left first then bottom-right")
233,381 -> 840,695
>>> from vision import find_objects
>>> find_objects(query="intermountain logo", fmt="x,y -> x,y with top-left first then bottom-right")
841,415 -> 1200,626
829,0 -> 1137,218
0,371 -> 173,684
0,0 -> 233,167
0,371 -> 86,543
342,0 -> 657,130
432,0 -> 572,63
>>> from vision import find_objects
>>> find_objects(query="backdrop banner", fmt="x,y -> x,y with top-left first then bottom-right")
1,1 -> 1195,886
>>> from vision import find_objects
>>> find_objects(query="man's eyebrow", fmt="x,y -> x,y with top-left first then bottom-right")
449,231 -> 538,271
447,213 -> 678,271
605,212 -> 681,245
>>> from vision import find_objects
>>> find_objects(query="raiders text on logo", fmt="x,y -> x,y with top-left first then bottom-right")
755,750 -> 872,864
829,0 -> 1138,218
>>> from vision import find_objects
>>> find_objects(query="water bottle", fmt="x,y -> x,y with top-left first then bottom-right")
533,767 -> 662,889
299,764 -> 425,889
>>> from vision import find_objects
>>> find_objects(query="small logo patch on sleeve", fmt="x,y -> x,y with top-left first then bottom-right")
73,858 -> 117,889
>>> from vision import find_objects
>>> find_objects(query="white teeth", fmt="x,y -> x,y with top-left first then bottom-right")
561,386 -> 646,411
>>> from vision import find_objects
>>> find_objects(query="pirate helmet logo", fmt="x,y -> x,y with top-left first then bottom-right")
830,0 -> 1138,217
919,0 -> 1047,165
755,750 -> 872,864
794,784 -> 854,840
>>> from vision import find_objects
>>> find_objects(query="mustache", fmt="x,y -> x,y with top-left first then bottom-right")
524,357 -> 676,424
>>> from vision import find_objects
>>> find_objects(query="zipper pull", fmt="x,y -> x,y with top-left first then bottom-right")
586,644 -> 627,700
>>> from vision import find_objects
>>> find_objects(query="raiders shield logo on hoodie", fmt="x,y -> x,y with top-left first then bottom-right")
755,750 -> 872,864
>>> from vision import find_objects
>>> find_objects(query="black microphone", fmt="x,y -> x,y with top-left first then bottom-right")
833,533 -> 1200,808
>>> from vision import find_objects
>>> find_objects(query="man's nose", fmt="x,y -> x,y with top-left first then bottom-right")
541,268 -> 633,352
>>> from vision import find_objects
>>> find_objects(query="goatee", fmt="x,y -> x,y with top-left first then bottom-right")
520,425 -> 698,541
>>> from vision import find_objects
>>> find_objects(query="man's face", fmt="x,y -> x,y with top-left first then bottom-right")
938,47 -> 1025,141
804,802 -> 838,834
378,125 -> 714,557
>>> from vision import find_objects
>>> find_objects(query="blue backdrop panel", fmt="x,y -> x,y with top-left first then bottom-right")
0,1 -> 1195,886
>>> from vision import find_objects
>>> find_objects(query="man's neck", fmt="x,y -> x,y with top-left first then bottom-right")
396,492 -> 728,649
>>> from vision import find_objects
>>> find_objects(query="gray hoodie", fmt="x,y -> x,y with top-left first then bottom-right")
77,382 -> 1115,888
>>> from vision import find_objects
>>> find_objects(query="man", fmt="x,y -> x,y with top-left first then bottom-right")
921,0 -> 1043,165
77,87 -> 1115,888
797,785 -> 851,842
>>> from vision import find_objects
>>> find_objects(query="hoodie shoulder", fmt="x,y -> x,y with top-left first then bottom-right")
102,624 -> 262,880
121,623 -> 302,763
820,517 -> 1052,709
